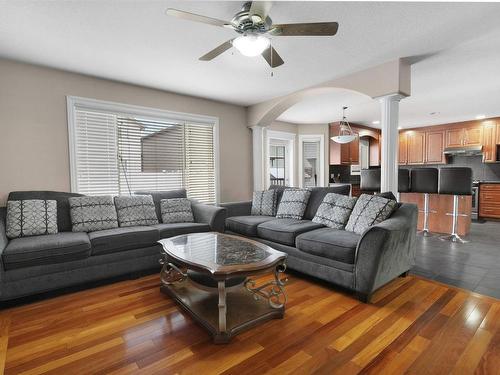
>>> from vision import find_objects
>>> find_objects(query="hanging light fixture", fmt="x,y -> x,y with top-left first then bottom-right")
331,106 -> 356,144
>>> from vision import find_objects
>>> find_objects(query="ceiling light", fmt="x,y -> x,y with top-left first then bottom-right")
372,120 -> 380,125
475,114 -> 486,120
331,106 -> 356,144
232,34 -> 270,57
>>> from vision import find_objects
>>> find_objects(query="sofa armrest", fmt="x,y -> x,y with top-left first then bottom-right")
219,201 -> 252,218
353,203 -> 418,298
0,207 -> 8,276
191,203 -> 227,232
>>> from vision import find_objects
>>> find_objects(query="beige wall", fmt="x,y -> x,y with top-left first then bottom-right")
0,59 -> 252,205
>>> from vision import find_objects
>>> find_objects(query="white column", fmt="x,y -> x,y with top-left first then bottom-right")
379,94 -> 403,196
250,125 -> 266,191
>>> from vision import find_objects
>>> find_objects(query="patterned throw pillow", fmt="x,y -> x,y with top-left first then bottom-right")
114,195 -> 159,227
160,198 -> 194,224
312,193 -> 357,229
251,190 -> 278,216
345,194 -> 398,235
69,196 -> 118,232
6,200 -> 58,239
276,188 -> 311,220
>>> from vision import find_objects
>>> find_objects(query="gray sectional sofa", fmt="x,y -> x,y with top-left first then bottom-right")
0,190 -> 226,301
221,186 -> 418,302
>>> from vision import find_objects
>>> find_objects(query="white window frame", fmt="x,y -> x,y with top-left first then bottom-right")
298,134 -> 325,188
265,130 -> 296,189
66,96 -> 220,203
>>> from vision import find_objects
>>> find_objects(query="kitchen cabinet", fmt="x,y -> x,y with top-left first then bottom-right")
349,134 -> 359,164
483,123 -> 497,163
329,123 -> 363,165
497,123 -> 500,144
445,126 -> 483,147
407,131 -> 426,164
425,130 -> 445,164
399,133 -> 408,165
479,184 -> 500,219
446,128 -> 464,148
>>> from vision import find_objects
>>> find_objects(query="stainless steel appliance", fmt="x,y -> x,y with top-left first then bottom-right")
472,181 -> 479,220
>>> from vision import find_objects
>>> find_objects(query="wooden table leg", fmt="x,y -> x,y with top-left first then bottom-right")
218,281 -> 227,333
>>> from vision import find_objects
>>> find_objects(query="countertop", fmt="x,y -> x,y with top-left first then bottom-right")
478,181 -> 500,184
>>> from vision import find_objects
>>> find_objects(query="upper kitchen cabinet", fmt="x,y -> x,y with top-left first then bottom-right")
329,123 -> 373,165
445,125 -> 483,147
497,123 -> 500,144
399,132 -> 408,165
407,131 -> 426,164
425,130 -> 446,164
483,121 -> 497,163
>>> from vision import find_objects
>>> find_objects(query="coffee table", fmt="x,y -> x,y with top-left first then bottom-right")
158,232 -> 288,343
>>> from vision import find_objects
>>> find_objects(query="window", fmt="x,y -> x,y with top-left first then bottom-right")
298,134 -> 325,188
67,97 -> 218,204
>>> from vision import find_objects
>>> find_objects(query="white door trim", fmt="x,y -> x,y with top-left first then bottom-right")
298,134 -> 325,188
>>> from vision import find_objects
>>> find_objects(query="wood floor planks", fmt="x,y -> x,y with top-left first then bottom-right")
1,274 -> 500,374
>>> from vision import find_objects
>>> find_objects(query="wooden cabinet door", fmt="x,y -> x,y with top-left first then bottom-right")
446,128 -> 464,147
340,143 -> 350,164
349,134 -> 359,164
497,123 -> 500,144
464,126 -> 483,146
483,124 -> 497,163
399,132 -> 407,165
407,131 -> 426,164
425,130 -> 445,164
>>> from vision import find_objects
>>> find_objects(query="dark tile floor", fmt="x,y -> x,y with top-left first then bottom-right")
411,220 -> 500,299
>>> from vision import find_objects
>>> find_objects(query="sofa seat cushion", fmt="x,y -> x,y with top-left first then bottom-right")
225,216 -> 276,237
3,232 -> 91,270
153,223 -> 210,239
257,219 -> 323,246
295,228 -> 360,264
89,226 -> 159,255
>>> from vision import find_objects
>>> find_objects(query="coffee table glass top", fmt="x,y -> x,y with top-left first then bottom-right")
158,232 -> 286,275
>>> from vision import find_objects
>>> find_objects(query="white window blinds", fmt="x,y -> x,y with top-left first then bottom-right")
69,99 -> 217,203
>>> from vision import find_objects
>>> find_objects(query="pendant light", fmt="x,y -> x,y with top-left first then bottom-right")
331,106 -> 356,144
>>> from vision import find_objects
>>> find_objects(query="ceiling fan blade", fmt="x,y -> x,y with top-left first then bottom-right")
261,46 -> 284,68
199,39 -> 234,61
166,8 -> 232,28
269,22 -> 339,36
249,1 -> 273,19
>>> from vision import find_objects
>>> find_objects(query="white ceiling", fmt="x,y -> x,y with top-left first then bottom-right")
1,1 -> 500,128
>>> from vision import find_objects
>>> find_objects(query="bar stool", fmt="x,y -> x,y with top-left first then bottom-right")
411,168 -> 438,236
398,169 -> 411,194
438,167 -> 473,243
360,169 -> 380,194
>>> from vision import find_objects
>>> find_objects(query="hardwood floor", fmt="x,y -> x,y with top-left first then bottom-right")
1,273 -> 499,374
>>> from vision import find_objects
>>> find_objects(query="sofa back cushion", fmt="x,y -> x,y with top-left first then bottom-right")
6,200 -> 58,239
251,190 -> 279,216
303,185 -> 351,220
345,194 -> 398,234
160,198 -> 194,224
276,189 -> 311,220
69,195 -> 118,232
8,191 -> 84,232
114,195 -> 159,227
312,193 -> 357,229
134,189 -> 187,222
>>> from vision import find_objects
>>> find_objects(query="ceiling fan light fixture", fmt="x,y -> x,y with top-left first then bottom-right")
233,34 -> 270,57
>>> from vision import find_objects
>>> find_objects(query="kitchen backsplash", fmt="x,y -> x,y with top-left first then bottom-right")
330,156 -> 500,183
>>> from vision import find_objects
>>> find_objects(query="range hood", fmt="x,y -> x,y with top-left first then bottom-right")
443,145 -> 483,156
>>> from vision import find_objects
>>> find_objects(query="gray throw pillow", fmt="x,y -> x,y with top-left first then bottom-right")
161,198 -> 194,223
345,194 -> 398,234
114,195 -> 159,227
312,193 -> 357,229
251,190 -> 278,216
6,200 -> 58,239
69,196 -> 118,232
276,188 -> 311,220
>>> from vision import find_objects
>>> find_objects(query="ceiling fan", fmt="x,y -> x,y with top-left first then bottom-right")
166,1 -> 339,68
